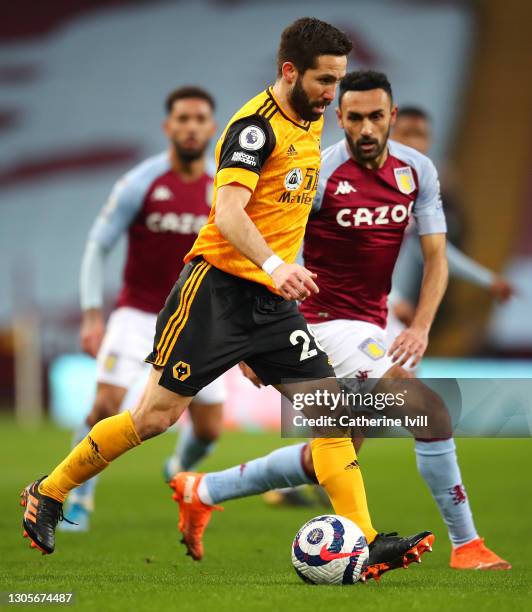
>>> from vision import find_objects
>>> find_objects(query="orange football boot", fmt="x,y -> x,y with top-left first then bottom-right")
169,473 -> 222,560
450,538 -> 511,570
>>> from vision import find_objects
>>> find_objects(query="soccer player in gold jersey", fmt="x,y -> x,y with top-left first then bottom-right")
20,18 -> 431,581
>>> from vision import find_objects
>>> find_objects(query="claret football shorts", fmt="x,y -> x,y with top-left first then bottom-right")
145,257 -> 334,395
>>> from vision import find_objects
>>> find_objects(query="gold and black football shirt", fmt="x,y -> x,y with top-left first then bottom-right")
185,87 -> 323,292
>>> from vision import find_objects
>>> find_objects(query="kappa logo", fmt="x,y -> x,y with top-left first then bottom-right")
334,180 -> 357,195
172,360 -> 191,381
151,185 -> 173,202
286,144 -> 298,157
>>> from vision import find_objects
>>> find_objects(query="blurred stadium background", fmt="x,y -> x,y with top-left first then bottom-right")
1,0 -> 531,429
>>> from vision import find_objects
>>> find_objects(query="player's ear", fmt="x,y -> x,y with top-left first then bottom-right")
281,61 -> 298,85
162,118 -> 171,137
336,106 -> 344,128
390,104 -> 398,126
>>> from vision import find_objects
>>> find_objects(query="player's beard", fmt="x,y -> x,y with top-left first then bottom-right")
289,77 -> 328,122
172,141 -> 207,164
345,126 -> 391,165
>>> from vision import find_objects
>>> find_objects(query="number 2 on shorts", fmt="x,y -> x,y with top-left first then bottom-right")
290,325 -> 324,361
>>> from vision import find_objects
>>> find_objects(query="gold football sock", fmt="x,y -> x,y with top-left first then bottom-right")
39,411 -> 141,503
310,437 -> 378,543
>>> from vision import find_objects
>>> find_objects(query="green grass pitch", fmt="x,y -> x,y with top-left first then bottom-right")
1,417 -> 531,611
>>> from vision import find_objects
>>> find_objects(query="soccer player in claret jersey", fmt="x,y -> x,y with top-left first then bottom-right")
58,87 -> 226,532
185,71 -> 510,573
20,20 -> 433,582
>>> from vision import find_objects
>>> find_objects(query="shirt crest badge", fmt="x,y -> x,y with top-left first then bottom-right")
393,166 -> 416,195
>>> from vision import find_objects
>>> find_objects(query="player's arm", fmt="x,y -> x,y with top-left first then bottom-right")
79,175 -> 143,356
389,156 -> 448,367
214,117 -> 318,301
446,242 -> 515,302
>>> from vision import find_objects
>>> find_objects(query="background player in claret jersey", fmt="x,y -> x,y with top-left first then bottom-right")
388,106 -> 514,339
59,87 -> 226,532
190,71 -> 510,572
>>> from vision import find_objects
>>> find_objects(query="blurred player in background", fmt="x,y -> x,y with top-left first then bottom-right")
60,86 -> 226,531
188,71 -> 511,572
388,106 -> 514,338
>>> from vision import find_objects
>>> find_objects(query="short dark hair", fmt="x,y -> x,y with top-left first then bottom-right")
397,106 -> 431,122
277,17 -> 352,77
165,86 -> 216,114
339,70 -> 393,105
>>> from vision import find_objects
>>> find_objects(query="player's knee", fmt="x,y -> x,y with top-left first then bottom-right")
132,398 -> 185,440
421,387 -> 452,438
87,389 -> 122,425
302,443 -> 318,482
405,380 -> 453,439
190,403 -> 223,442
133,409 -> 174,438
192,420 -> 222,442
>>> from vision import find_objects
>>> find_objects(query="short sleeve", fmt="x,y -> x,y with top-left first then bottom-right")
413,157 -> 447,235
216,115 -> 276,193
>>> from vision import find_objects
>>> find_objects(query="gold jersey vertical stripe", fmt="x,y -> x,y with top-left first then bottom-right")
155,262 -> 212,366
154,261 -> 208,365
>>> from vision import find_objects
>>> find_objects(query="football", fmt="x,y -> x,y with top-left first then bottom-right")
291,514 -> 369,585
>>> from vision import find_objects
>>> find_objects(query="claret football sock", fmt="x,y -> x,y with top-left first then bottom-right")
310,438 -> 378,544
200,442 -> 311,504
415,438 -> 478,546
39,411 -> 141,503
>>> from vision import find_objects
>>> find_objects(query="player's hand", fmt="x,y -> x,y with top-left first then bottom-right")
270,263 -> 319,301
388,325 -> 429,369
489,276 -> 515,302
80,308 -> 105,357
238,361 -> 263,388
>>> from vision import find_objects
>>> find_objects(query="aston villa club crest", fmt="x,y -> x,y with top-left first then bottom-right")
394,166 -> 416,195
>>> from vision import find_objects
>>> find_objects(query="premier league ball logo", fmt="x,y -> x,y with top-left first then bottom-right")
246,131 -> 258,146
239,125 -> 266,151
306,528 -> 324,545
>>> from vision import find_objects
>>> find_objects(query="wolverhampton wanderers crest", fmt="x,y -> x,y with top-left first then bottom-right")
394,166 -> 416,195
172,360 -> 191,381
